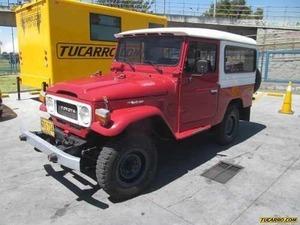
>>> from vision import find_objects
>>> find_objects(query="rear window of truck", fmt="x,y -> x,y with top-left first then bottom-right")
225,46 -> 256,73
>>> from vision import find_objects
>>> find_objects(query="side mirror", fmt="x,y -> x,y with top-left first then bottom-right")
194,59 -> 209,75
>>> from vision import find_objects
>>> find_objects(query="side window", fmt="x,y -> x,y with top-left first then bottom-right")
186,41 -> 217,73
225,46 -> 256,73
149,23 -> 164,28
90,13 -> 121,42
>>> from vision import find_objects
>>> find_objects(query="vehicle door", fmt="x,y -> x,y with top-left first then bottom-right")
179,39 -> 219,131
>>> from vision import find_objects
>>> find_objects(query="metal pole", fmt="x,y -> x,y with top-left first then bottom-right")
264,52 -> 270,81
260,51 -> 264,74
213,0 -> 217,17
17,76 -> 21,100
42,82 -> 48,92
163,0 -> 165,15
283,6 -> 287,25
11,27 -> 15,74
260,28 -> 266,73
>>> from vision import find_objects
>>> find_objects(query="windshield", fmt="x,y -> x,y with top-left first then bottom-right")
116,36 -> 183,66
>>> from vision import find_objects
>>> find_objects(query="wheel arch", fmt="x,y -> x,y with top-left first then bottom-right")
227,98 -> 250,121
125,115 -> 175,140
90,105 -> 175,138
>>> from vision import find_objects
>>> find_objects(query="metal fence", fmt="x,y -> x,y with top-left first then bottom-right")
0,0 -> 18,74
90,1 -> 300,27
259,50 -> 300,83
152,1 -> 296,18
1,0 -> 300,27
0,55 -> 19,75
0,0 -> 15,9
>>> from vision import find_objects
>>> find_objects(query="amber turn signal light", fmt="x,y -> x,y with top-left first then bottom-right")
95,108 -> 111,126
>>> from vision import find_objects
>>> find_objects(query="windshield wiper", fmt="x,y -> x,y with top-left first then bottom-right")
122,60 -> 135,71
144,60 -> 162,74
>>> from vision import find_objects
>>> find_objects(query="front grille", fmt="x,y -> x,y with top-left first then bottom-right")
56,100 -> 78,120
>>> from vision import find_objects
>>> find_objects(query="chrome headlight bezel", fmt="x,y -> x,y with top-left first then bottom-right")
45,96 -> 55,113
78,105 -> 91,125
45,94 -> 92,127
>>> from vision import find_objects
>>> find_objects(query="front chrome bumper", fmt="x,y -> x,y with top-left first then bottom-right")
19,130 -> 80,171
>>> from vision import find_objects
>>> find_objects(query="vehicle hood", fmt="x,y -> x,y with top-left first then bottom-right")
47,73 -> 174,102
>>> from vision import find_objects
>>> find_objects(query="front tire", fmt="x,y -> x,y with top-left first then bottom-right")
215,105 -> 239,145
96,134 -> 157,200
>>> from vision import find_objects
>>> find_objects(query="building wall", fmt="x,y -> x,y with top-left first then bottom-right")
257,29 -> 300,82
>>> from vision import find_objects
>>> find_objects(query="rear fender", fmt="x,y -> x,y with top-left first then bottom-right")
90,105 -> 167,137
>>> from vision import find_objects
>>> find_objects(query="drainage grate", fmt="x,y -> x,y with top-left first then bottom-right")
201,161 -> 243,184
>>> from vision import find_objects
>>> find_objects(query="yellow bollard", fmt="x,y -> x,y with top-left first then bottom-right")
279,81 -> 294,115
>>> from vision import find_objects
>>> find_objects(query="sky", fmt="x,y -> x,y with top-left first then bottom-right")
0,0 -> 299,53
0,27 -> 17,53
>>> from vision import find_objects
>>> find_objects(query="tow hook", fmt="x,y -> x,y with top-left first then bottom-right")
48,153 -> 58,163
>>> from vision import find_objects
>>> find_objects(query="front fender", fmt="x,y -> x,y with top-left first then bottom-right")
90,105 -> 165,137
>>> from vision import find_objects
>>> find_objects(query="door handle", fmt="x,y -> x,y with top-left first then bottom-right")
210,89 -> 218,94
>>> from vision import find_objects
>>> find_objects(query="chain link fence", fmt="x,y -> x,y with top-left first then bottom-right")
0,54 -> 19,75
88,0 -> 300,28
258,50 -> 300,83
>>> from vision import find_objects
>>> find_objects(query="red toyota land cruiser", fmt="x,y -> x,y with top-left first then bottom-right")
20,28 -> 261,200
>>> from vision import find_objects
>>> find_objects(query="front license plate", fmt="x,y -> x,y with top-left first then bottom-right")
41,118 -> 55,137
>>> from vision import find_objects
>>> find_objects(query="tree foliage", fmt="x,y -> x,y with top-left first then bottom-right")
96,0 -> 153,12
203,0 -> 264,19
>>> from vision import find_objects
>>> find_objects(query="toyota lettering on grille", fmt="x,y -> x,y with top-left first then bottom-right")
56,101 -> 78,120
58,105 -> 76,114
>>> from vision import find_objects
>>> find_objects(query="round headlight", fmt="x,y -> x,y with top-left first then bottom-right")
46,96 -> 54,112
79,106 -> 90,125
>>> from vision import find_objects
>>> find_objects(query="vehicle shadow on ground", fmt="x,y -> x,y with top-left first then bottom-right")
0,104 -> 17,122
147,121 -> 266,193
42,121 -> 265,206
43,164 -> 109,209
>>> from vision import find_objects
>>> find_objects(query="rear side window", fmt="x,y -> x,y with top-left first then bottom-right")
225,46 -> 256,73
90,13 -> 121,42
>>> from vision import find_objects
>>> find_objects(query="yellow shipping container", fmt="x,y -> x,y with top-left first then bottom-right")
15,0 -> 167,88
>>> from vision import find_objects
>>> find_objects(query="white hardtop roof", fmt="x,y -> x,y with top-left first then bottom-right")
115,27 -> 256,45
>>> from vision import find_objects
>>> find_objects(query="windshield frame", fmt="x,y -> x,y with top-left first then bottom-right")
115,35 -> 184,67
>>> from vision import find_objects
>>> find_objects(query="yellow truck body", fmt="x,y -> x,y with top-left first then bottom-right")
15,0 -> 167,88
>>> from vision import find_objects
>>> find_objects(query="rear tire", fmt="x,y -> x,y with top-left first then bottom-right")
96,133 -> 157,200
215,105 -> 239,145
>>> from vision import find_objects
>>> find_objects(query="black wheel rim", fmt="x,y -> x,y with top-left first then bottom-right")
118,151 -> 145,183
225,115 -> 236,136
